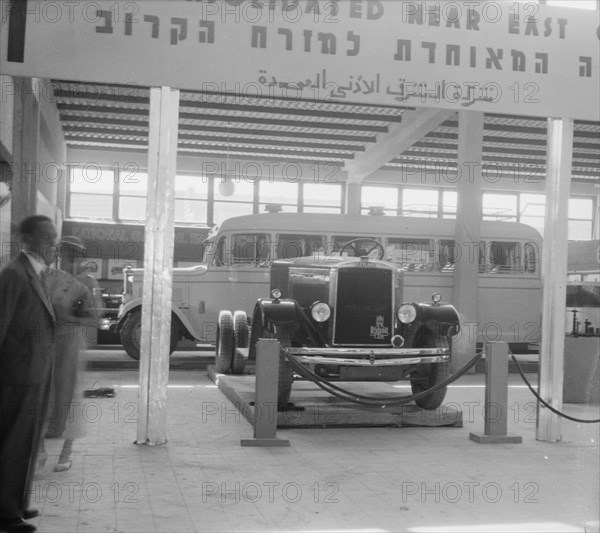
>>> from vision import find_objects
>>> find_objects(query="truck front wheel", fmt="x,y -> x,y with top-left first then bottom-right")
120,309 -> 179,361
410,335 -> 451,410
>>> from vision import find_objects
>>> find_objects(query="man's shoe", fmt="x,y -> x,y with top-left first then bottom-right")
22,509 -> 38,520
0,518 -> 37,532
53,460 -> 72,472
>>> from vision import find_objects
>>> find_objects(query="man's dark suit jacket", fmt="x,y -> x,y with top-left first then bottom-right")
0,251 -> 55,383
0,251 -> 56,520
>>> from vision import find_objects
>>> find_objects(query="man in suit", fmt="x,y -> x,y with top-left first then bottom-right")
0,215 -> 58,533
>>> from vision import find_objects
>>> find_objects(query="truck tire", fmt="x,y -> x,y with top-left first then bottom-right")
121,309 -> 179,361
276,335 -> 294,411
231,310 -> 249,375
410,335 -> 451,410
215,310 -> 235,373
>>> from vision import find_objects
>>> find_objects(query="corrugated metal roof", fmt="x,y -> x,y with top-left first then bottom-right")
53,81 -> 600,183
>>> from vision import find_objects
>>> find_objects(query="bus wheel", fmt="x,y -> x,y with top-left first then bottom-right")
215,310 -> 235,373
121,309 -> 142,360
121,309 -> 179,361
410,335 -> 451,410
231,310 -> 249,375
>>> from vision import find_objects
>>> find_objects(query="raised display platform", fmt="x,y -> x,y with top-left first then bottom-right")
207,366 -> 462,429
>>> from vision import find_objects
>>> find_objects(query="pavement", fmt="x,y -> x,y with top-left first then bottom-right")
25,349 -> 600,533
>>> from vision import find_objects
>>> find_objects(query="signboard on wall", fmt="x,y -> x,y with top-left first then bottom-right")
61,221 -> 209,274
1,0 -> 598,120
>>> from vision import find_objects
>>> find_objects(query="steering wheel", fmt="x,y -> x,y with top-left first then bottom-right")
340,238 -> 385,260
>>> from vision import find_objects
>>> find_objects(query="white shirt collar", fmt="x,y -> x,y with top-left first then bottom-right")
23,250 -> 47,277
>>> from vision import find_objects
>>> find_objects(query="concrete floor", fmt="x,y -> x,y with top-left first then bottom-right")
27,349 -> 600,533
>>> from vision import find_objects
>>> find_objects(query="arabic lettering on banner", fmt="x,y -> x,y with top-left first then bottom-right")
0,0 -> 598,119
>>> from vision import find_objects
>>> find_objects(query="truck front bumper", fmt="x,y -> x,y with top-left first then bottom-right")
288,347 -> 449,366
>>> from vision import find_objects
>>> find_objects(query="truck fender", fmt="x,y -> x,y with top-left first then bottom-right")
254,298 -> 322,345
419,303 -> 460,331
117,298 -> 142,327
117,301 -> 200,341
403,302 -> 461,339
256,298 -> 299,324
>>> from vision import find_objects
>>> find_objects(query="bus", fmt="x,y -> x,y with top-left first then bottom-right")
117,212 -> 542,359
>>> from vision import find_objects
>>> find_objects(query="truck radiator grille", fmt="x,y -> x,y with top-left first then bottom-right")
333,268 -> 393,345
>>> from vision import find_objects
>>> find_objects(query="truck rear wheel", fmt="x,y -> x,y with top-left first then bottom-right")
215,310 -> 235,373
410,335 -> 451,410
121,309 -> 179,361
231,310 -> 249,375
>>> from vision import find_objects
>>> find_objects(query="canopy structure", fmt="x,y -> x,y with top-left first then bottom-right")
1,0 -> 598,444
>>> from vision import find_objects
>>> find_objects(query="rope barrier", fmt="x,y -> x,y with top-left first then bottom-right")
510,354 -> 600,424
281,346 -> 482,408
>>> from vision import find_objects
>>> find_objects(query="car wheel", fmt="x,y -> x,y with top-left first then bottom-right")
231,310 -> 249,375
121,309 -> 179,361
410,335 -> 451,410
215,310 -> 235,373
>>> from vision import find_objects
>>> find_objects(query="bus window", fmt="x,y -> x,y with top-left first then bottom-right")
439,240 -> 457,272
232,233 -> 269,265
276,234 -> 324,259
386,238 -> 435,271
212,236 -> 226,267
479,241 -> 486,273
483,241 -> 521,274
524,242 -> 538,274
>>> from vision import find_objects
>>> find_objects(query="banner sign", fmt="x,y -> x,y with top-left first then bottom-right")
1,0 -> 599,120
62,220 -> 209,264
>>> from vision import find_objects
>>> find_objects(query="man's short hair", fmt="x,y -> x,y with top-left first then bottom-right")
18,215 -> 53,236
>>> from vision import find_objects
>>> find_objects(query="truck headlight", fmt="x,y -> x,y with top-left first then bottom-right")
397,304 -> 418,324
271,288 -> 282,300
310,301 -> 331,322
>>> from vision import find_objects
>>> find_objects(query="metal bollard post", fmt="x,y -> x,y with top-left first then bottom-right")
241,339 -> 290,447
469,341 -> 522,444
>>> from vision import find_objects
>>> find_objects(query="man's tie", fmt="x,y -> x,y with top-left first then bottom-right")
40,267 -> 52,303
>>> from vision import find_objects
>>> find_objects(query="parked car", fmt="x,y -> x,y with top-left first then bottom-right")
216,238 -> 460,410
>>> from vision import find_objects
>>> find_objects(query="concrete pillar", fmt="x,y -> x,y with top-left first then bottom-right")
452,111 -> 484,372
136,87 -> 180,445
241,339 -> 290,447
10,77 -> 39,224
469,341 -> 522,443
345,181 -> 361,215
536,117 -> 573,442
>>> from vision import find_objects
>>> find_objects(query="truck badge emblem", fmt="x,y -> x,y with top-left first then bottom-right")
370,315 -> 389,340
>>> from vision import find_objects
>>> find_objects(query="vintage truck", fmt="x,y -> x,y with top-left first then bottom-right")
215,238 -> 461,410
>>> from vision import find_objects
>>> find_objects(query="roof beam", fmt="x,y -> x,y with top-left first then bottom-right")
57,104 -> 389,132
344,108 -> 455,183
53,89 -> 404,123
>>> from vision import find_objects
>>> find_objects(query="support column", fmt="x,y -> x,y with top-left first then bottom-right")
536,117 -> 573,442
136,86 -> 180,445
10,77 -> 39,225
345,181 -> 361,215
452,111 -> 484,372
